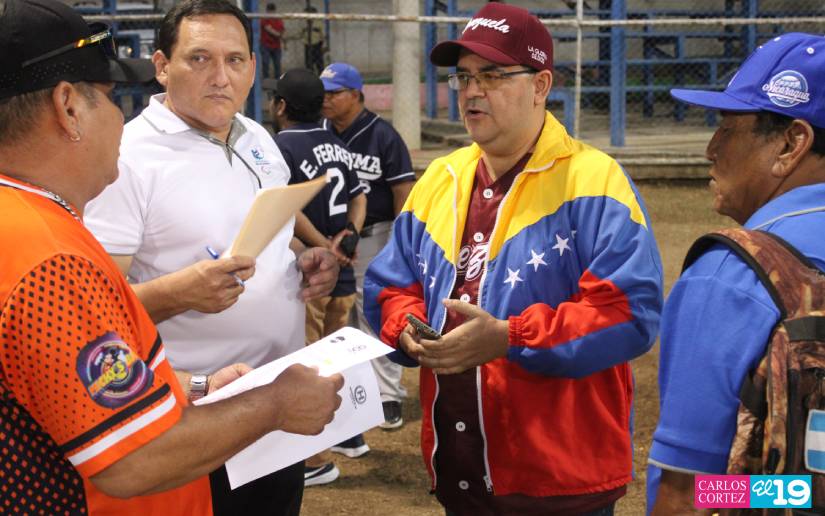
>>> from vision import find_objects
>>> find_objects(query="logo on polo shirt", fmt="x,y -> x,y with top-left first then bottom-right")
463,17 -> 510,34
762,70 -> 811,108
76,332 -> 153,409
250,146 -> 274,174
528,45 -> 548,64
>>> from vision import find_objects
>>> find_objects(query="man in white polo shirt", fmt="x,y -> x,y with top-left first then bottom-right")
84,1 -> 338,514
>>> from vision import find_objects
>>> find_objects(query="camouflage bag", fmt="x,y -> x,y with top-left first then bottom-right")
683,228 -> 825,515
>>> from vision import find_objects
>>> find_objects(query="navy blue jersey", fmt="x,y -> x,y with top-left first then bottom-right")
275,122 -> 363,296
323,109 -> 415,228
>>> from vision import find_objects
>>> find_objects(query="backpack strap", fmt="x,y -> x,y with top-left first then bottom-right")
684,229 -> 825,422
683,228 -> 822,319
784,316 -> 825,342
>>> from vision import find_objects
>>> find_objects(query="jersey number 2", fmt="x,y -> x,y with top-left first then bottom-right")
328,167 -> 347,217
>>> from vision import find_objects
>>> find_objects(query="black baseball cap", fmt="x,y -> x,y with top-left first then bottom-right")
275,68 -> 325,114
0,0 -> 155,101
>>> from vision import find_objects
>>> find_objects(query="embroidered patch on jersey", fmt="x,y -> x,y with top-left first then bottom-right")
76,332 -> 153,409
457,242 -> 489,281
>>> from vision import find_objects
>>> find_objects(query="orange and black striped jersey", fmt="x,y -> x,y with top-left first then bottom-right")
0,174 -> 211,515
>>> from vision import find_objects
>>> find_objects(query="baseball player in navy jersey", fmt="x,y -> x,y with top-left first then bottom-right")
272,68 -> 366,485
320,62 -> 415,439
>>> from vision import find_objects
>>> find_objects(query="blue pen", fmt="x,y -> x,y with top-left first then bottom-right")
205,245 -> 245,287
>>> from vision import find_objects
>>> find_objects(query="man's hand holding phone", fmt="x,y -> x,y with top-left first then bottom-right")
406,313 -> 441,339
400,301 -> 509,375
398,313 -> 439,361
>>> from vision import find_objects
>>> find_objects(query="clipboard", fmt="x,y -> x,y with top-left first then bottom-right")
226,175 -> 328,258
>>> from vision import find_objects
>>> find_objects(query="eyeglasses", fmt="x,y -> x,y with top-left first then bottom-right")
22,25 -> 117,69
447,69 -> 536,91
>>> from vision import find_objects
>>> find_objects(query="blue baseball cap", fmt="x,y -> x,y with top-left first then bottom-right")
671,33 -> 825,129
320,62 -> 363,91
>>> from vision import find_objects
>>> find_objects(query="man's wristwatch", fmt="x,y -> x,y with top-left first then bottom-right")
189,374 -> 209,402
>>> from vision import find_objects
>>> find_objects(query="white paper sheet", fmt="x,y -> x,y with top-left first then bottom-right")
194,327 -> 394,489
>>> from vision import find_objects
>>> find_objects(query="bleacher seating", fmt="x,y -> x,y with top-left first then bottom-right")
425,1 -> 821,137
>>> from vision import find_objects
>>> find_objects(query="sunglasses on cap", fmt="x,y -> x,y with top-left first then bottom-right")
21,23 -> 117,69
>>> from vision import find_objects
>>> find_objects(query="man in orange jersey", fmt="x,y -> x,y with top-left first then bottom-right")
0,0 -> 343,514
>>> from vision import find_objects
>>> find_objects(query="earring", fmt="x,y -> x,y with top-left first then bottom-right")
69,133 -> 81,142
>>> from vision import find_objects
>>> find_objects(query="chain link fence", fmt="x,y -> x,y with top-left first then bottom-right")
72,0 -> 825,151
561,0 -> 825,146
447,1 -> 825,147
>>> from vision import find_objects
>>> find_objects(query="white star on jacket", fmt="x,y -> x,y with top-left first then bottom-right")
418,259 -> 428,275
429,275 -> 436,289
504,268 -> 523,289
552,234 -> 571,256
526,249 -> 547,271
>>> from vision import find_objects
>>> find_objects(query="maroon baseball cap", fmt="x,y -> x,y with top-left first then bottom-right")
430,3 -> 553,71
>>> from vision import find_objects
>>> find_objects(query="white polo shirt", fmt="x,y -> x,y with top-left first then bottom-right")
85,94 -> 304,373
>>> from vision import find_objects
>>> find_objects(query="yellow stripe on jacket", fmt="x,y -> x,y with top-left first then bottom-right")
401,112 -> 649,264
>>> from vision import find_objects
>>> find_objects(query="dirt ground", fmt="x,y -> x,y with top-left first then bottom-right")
301,181 -> 733,516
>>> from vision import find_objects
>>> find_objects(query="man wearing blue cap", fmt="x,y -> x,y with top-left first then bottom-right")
648,33 -> 825,514
320,62 -> 415,441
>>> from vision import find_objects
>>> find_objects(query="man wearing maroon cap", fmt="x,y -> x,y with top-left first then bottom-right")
364,3 -> 663,514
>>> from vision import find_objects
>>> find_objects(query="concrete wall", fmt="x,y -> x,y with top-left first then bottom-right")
274,0 -> 400,76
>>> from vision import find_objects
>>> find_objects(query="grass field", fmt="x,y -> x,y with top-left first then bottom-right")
302,181 -> 734,515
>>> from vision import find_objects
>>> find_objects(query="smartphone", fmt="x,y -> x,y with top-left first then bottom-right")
339,232 -> 358,258
406,313 -> 441,339
338,222 -> 359,258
